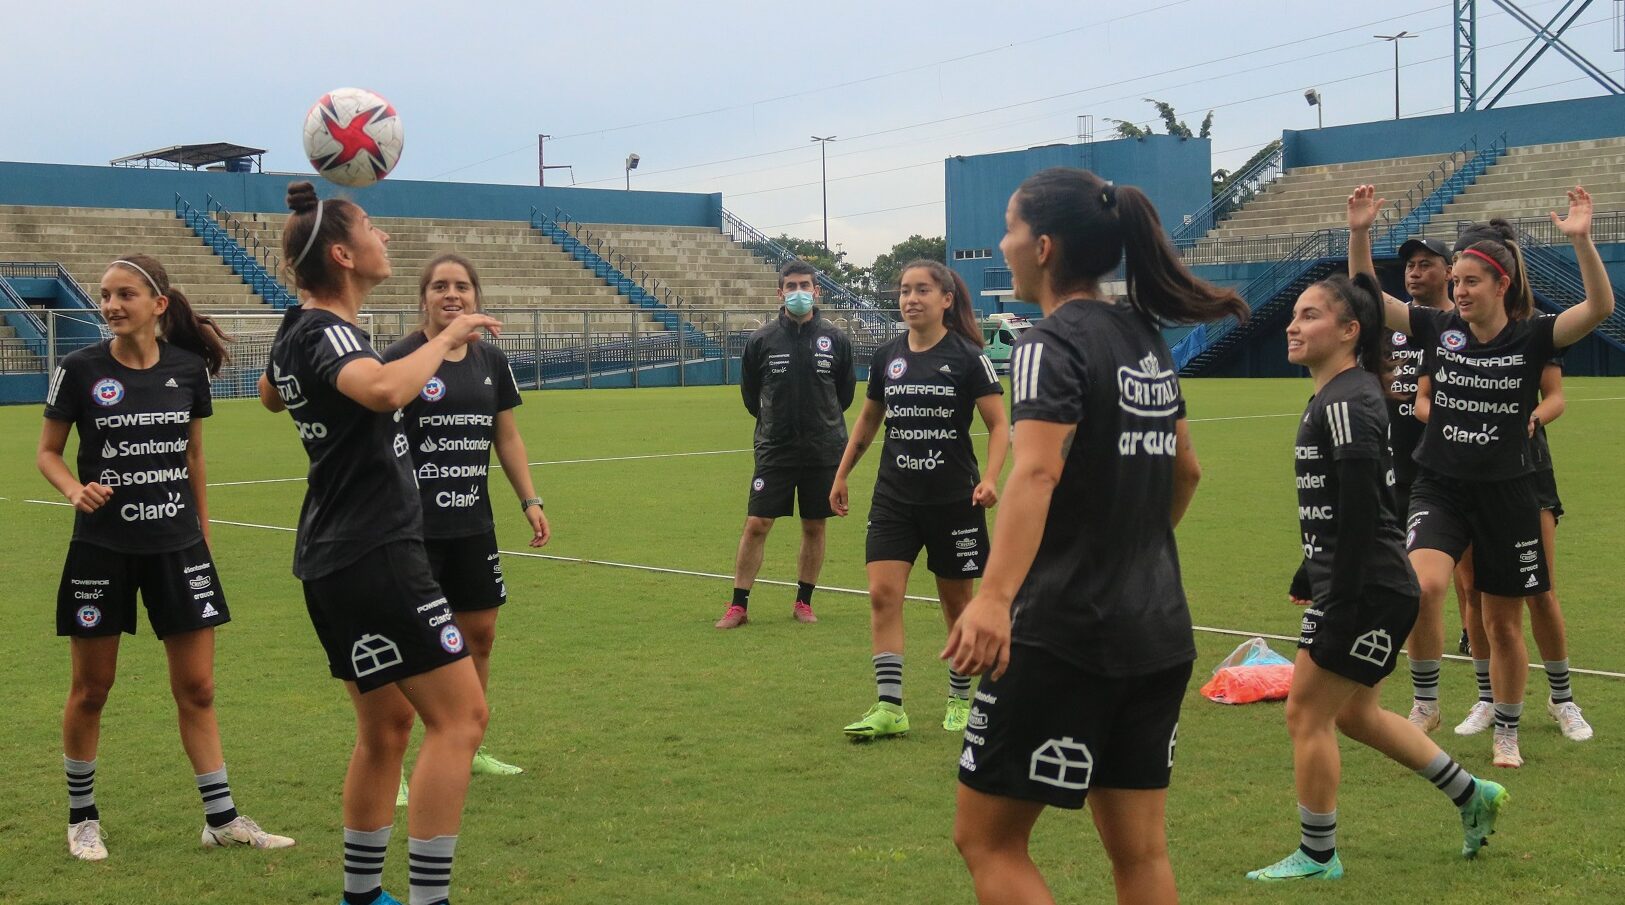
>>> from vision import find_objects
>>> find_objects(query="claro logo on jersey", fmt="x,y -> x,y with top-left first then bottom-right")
1117,353 -> 1180,418
121,491 -> 186,523
896,449 -> 946,471
435,484 -> 483,508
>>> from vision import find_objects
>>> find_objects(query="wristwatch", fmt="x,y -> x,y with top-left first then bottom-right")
521,497 -> 544,513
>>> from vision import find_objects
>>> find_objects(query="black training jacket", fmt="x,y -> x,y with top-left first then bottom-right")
740,308 -> 856,467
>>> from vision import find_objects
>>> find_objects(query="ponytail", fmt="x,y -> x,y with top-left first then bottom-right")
899,259 -> 983,347
1454,219 -> 1534,320
1116,185 -> 1251,325
109,254 -> 231,375
1312,271 -> 1394,393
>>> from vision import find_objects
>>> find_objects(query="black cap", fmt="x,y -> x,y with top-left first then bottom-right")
1398,237 -> 1450,262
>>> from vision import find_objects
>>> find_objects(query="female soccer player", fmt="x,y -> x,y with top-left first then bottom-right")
942,167 -> 1244,905
830,260 -> 1007,738
40,254 -> 292,860
386,253 -> 551,785
1247,272 -> 1504,882
1349,185 -> 1614,768
258,182 -> 495,905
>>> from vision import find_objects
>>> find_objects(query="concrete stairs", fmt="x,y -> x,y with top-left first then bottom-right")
1418,137 -> 1625,242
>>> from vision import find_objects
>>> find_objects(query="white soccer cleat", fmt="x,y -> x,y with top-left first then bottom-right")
1408,700 -> 1442,733
1491,731 -> 1524,769
1548,699 -> 1594,742
68,819 -> 107,861
1454,701 -> 1495,736
201,815 -> 295,849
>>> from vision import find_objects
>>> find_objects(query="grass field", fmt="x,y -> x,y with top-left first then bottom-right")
2,377 -> 1623,904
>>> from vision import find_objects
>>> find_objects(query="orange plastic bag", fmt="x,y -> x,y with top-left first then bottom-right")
1200,663 -> 1295,704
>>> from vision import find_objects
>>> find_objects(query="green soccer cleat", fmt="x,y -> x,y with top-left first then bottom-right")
1460,779 -> 1508,859
471,746 -> 524,775
1246,849 -> 1344,881
943,696 -> 971,732
844,702 -> 909,739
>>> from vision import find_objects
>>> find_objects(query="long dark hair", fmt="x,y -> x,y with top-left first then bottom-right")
283,181 -> 361,296
899,259 -> 982,347
1312,271 -> 1394,391
418,253 -> 483,331
1013,167 -> 1247,324
1454,219 -> 1533,320
107,254 -> 231,376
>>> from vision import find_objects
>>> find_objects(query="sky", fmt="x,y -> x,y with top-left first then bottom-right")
6,0 -> 1623,263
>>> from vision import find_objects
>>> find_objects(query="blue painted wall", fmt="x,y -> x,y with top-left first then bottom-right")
944,135 -> 1212,314
0,162 -> 723,227
1282,95 -> 1625,168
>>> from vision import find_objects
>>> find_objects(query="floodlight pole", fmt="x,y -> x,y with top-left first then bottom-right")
1376,32 -> 1417,119
812,135 -> 836,250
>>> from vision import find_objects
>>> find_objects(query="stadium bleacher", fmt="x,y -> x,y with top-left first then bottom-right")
1419,137 -> 1625,242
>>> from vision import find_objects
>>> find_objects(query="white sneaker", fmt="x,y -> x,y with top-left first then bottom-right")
1548,699 -> 1594,742
1491,730 -> 1524,769
68,819 -> 107,861
1408,700 -> 1442,733
201,815 -> 295,849
1454,701 -> 1495,736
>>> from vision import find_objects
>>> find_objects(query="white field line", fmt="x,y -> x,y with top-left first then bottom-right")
18,496 -> 1625,681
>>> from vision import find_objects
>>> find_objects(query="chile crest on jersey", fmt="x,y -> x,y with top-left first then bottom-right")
420,376 -> 447,402
92,378 -> 125,407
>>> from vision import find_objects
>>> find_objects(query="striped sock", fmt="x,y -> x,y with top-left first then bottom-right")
1545,659 -> 1573,704
874,653 -> 903,706
1297,805 -> 1337,863
947,669 -> 971,700
1410,659 -> 1441,703
195,766 -> 238,829
408,834 -> 457,905
65,755 -> 98,824
1494,701 -> 1523,733
1418,750 -> 1478,808
343,826 -> 391,905
1474,659 -> 1493,703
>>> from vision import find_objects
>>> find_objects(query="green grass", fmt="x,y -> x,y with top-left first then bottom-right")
2,378 -> 1624,904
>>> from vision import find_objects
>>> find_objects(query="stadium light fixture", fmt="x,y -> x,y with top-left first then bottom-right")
1304,89 -> 1323,129
811,135 -> 837,251
1375,31 -> 1418,120
625,153 -> 640,190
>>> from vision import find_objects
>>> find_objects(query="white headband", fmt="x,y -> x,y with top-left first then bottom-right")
292,198 -> 325,268
112,259 -> 162,295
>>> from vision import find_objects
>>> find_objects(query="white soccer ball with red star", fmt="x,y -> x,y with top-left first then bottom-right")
302,87 -> 403,188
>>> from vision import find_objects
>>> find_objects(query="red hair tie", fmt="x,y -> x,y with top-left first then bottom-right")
1460,247 -> 1508,280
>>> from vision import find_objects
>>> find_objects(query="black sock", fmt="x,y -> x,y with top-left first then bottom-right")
796,581 -> 816,605
731,587 -> 750,610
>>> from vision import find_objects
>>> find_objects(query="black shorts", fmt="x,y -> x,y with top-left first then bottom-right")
1408,471 -> 1548,597
56,540 -> 229,640
748,463 -> 836,520
957,644 -> 1191,809
1299,586 -> 1419,687
865,495 -> 988,579
1533,468 -> 1563,523
425,530 -> 507,612
301,540 -> 470,693
1393,480 -> 1412,530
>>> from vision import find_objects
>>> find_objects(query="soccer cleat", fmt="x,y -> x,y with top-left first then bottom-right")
342,893 -> 404,905
1548,699 -> 1594,742
1459,779 -> 1508,858
1491,731 -> 1523,769
1454,701 -> 1495,736
68,819 -> 107,861
471,746 -> 524,775
1245,849 -> 1344,881
944,696 -> 972,732
714,605 -> 748,629
844,702 -> 909,739
202,815 -> 295,849
1407,701 -> 1442,733
792,600 -> 817,623
1457,629 -> 1472,656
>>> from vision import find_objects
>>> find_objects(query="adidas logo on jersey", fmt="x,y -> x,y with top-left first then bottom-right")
200,603 -> 218,618
938,364 -> 952,374
962,560 -> 978,572
1526,573 -> 1538,589
164,378 -> 179,388
959,747 -> 977,772
484,376 -> 493,385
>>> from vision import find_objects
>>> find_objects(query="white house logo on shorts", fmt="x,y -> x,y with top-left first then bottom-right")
887,357 -> 907,380
76,605 -> 102,628
1030,737 -> 1093,790
91,378 -> 125,407
1116,353 -> 1180,418
1392,331 -> 1408,347
817,336 -> 832,353
1441,329 -> 1468,351
1349,630 -> 1394,667
440,624 -> 465,654
351,633 -> 404,678
752,477 -> 765,492
420,376 -> 448,402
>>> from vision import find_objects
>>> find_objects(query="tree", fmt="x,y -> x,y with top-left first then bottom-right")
768,234 -> 871,293
1211,138 -> 1283,199
1109,119 -> 1152,140
1108,99 -> 1212,142
869,235 -> 947,292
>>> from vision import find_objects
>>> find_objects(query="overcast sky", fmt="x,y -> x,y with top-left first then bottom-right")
6,0 -> 1622,262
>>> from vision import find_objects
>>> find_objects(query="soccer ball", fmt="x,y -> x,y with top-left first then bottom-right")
302,88 -> 403,188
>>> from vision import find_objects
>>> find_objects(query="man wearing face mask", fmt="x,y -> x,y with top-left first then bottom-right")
717,261 -> 856,629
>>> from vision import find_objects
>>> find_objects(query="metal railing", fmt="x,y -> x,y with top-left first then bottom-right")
174,194 -> 297,309
1445,210 -> 1625,247
206,195 -> 295,304
1510,225 -> 1625,347
542,206 -> 688,310
1172,142 -> 1284,244
1376,133 -> 1508,252
719,207 -> 887,325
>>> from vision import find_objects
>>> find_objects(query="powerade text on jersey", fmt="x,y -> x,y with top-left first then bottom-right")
866,332 -> 1002,505
1006,299 -> 1194,677
384,332 -> 523,539
44,341 -> 211,553
267,307 -> 422,579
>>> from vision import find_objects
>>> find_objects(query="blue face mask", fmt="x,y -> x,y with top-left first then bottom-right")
783,290 -> 814,316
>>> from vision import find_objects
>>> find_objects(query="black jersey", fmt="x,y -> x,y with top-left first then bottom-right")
266,306 -> 421,580
44,341 -> 211,554
1408,308 -> 1557,481
384,331 -> 523,539
1294,368 -> 1418,602
1386,322 -> 1426,483
1005,299 -> 1194,677
865,332 -> 1002,505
